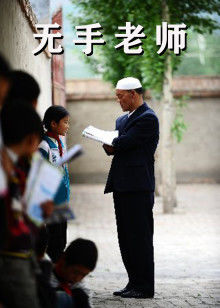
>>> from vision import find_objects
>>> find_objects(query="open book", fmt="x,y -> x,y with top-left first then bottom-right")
24,152 -> 63,225
24,144 -> 83,225
82,125 -> 119,146
0,122 -> 8,196
56,144 -> 83,166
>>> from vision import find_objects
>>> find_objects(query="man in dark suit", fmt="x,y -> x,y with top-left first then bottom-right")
103,77 -> 159,299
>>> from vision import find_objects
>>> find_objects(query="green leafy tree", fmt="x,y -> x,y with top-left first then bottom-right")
69,0 -> 219,90
69,0 -> 220,212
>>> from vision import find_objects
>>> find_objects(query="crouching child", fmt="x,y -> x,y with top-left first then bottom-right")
51,238 -> 98,308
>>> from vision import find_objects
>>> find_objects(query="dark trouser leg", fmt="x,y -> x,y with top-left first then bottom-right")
46,221 -> 67,262
0,256 -> 41,308
113,191 -> 154,295
113,192 -> 133,288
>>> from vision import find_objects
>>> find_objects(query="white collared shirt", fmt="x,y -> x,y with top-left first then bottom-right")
128,109 -> 137,118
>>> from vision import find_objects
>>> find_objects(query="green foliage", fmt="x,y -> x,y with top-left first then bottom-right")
69,0 -> 220,142
171,96 -> 189,142
68,0 -> 165,92
175,30 -> 220,75
69,0 -> 220,88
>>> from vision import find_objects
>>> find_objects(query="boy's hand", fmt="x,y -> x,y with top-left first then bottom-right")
41,200 -> 54,218
103,144 -> 115,154
1,148 -> 14,178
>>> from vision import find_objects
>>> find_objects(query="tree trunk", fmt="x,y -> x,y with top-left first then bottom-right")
161,0 -> 177,213
155,150 -> 161,196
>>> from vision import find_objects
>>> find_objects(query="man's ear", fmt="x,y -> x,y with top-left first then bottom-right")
130,90 -> 136,97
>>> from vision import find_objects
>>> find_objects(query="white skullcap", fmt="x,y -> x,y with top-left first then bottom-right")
116,77 -> 142,90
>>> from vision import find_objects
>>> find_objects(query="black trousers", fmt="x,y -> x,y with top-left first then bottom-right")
46,221 -> 67,263
113,191 -> 154,295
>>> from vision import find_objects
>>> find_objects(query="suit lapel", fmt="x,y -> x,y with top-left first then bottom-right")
118,114 -> 129,135
124,102 -> 148,130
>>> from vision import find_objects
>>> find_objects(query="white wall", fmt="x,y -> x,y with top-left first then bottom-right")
0,0 -> 52,118
67,98 -> 220,183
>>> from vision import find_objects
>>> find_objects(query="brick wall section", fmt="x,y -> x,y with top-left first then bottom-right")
18,0 -> 51,58
18,0 -> 38,31
66,76 -> 220,101
52,8 -> 66,106
172,76 -> 220,98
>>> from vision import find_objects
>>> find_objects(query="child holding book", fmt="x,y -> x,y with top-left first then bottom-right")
39,105 -> 71,262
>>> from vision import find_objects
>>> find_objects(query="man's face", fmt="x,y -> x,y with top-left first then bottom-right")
116,89 -> 134,112
63,264 -> 91,284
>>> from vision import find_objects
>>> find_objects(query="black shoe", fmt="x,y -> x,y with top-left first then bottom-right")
113,287 -> 130,296
121,289 -> 154,299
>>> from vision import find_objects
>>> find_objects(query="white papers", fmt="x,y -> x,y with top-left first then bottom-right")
56,144 -> 83,166
82,125 -> 119,146
0,163 -> 7,196
0,122 -> 7,196
24,152 -> 63,225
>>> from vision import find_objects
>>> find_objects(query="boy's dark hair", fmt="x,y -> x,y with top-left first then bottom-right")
64,238 -> 98,271
6,70 -> 40,102
1,99 -> 43,146
43,105 -> 69,131
0,54 -> 10,78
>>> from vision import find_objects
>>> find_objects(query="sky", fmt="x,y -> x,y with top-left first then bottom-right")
62,0 -> 96,79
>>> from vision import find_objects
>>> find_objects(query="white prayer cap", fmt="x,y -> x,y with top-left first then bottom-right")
116,77 -> 142,90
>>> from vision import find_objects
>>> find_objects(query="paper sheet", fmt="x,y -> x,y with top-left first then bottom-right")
82,125 -> 118,146
24,153 -> 63,225
0,122 -> 7,196
56,144 -> 83,166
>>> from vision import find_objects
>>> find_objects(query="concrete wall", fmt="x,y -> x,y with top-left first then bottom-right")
67,100 -> 122,183
173,98 -> 220,182
0,0 -> 52,118
66,80 -> 220,184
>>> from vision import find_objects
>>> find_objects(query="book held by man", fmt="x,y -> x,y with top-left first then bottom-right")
82,125 -> 119,146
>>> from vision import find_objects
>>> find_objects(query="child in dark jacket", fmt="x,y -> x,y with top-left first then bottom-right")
35,226 -> 56,308
39,105 -> 71,262
0,101 -> 43,308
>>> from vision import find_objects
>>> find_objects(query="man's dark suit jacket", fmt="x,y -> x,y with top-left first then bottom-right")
104,102 -> 159,193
